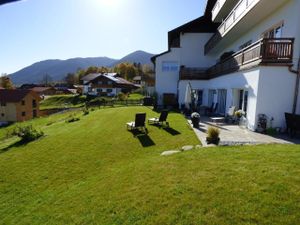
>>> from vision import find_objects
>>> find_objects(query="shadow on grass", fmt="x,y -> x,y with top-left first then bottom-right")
130,130 -> 155,147
149,124 -> 181,136
0,140 -> 27,154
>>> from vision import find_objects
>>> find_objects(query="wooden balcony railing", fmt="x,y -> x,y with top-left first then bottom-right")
179,67 -> 209,80
181,38 -> 294,80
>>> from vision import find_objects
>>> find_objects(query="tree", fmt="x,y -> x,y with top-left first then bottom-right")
41,74 -> 53,86
65,73 -> 77,86
0,74 -> 14,89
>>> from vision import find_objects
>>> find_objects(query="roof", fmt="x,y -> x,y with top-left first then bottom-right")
204,0 -> 218,18
81,73 -> 101,82
0,0 -> 20,5
30,87 -> 54,93
0,89 -> 40,103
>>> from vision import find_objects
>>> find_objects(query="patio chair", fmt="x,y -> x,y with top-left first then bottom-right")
148,110 -> 169,127
225,106 -> 236,123
127,113 -> 147,133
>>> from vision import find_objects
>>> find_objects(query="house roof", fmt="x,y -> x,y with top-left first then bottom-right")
30,87 -> 54,93
0,89 -> 40,103
0,0 -> 20,5
81,73 -> 118,82
133,76 -> 142,81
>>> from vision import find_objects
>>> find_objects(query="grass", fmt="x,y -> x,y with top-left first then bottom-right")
127,93 -> 144,100
0,106 -> 300,224
40,95 -> 86,110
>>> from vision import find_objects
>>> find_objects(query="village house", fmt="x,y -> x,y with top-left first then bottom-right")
152,0 -> 300,131
81,73 -> 138,97
0,89 -> 41,123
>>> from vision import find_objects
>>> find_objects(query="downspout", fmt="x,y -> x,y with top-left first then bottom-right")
288,58 -> 300,114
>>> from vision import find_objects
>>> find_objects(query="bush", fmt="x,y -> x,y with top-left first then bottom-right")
82,107 -> 89,116
66,114 -> 80,123
118,92 -> 127,101
13,125 -> 44,143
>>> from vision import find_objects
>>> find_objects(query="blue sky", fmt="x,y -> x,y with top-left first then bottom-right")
0,0 -> 206,74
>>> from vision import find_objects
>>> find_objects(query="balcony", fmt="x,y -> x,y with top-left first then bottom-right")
181,38 -> 294,80
179,67 -> 209,80
212,0 -> 239,22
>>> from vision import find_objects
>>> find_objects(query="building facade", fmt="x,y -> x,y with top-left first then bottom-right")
152,0 -> 300,130
0,89 -> 41,123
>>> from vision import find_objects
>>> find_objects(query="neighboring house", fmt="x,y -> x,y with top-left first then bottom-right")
132,76 -> 144,86
0,89 -> 41,122
30,87 -> 58,97
81,73 -> 138,97
152,0 -> 300,131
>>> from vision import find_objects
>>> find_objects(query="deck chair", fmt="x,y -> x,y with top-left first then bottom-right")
127,113 -> 147,133
148,110 -> 169,127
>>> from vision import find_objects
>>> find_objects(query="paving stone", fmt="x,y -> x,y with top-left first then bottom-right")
161,150 -> 181,156
182,145 -> 194,151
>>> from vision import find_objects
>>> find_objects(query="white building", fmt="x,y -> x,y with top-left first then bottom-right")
152,0 -> 300,131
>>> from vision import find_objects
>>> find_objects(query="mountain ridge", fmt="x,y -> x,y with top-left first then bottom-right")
9,50 -> 155,84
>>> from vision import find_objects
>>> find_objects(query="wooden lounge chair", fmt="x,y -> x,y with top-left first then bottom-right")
148,110 -> 169,127
127,113 -> 147,133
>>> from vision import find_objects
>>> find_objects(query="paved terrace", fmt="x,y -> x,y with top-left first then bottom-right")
189,117 -> 300,147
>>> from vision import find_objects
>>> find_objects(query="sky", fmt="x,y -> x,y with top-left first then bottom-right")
0,0 -> 206,74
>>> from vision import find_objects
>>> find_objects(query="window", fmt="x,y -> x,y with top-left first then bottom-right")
263,22 -> 284,38
22,112 -> 26,117
21,100 -> 25,106
0,102 -> 6,107
107,81 -> 112,85
98,81 -> 103,85
238,89 -> 248,113
107,89 -> 113,93
97,88 -> 102,93
88,87 -> 92,92
162,61 -> 179,72
32,100 -> 37,108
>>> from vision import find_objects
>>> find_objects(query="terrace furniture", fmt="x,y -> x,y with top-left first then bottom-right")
285,112 -> 300,137
148,110 -> 169,127
127,113 -> 147,133
210,117 -> 225,125
225,106 -> 236,123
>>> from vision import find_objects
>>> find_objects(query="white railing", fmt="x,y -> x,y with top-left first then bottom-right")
218,0 -> 258,37
212,0 -> 227,21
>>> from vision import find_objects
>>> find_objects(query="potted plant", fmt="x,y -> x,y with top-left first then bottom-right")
206,126 -> 220,145
234,109 -> 245,119
191,112 -> 200,128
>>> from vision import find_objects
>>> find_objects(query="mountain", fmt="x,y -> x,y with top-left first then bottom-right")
111,50 -> 155,67
9,50 -> 155,85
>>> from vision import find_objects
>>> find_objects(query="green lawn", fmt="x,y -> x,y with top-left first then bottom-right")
40,95 -> 87,110
0,106 -> 300,225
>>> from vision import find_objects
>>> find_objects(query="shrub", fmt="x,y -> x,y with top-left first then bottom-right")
66,114 -> 80,123
206,126 -> 220,145
118,92 -> 127,101
82,107 -> 89,116
13,125 -> 44,143
207,126 -> 220,139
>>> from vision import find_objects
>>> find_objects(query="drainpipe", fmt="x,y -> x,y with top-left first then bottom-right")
289,58 -> 300,114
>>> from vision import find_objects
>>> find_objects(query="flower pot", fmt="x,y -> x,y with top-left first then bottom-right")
206,137 -> 220,145
191,117 -> 200,128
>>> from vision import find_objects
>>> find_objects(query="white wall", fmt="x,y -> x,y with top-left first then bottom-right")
256,66 -> 297,129
155,48 -> 181,104
180,33 -> 215,68
155,33 -> 215,104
